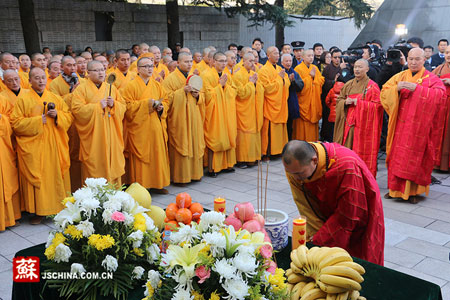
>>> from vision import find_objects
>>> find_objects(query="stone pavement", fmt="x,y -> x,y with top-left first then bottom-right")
2,155 -> 450,300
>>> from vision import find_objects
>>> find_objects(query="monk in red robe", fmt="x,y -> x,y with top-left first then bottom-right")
282,140 -> 385,265
381,48 -> 447,203
334,59 -> 383,177
432,45 -> 450,172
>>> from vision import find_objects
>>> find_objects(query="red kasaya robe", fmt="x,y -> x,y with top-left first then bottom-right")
381,68 -> 447,199
287,142 -> 385,265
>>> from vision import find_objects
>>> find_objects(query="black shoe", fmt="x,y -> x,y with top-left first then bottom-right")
236,163 -> 247,169
431,176 -> 442,185
207,172 -> 217,178
222,168 -> 235,173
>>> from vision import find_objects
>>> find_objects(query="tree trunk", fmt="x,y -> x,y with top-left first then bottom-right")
18,0 -> 41,54
166,0 -> 181,50
275,0 -> 285,49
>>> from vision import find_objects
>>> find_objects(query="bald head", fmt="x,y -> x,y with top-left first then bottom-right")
3,69 -> 20,92
354,59 -> 369,80
0,53 -> 16,71
407,47 -> 425,72
303,49 -> 314,65
202,47 -> 211,58
139,43 -> 150,54
180,47 -> 191,54
168,60 -> 178,72
266,46 -> 280,64
29,67 -> 47,93
31,53 -> 46,69
282,140 -> 319,181
225,50 -> 236,67
61,56 -> 76,76
19,54 -> 31,71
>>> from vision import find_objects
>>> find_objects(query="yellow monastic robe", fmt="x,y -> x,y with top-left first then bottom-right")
0,87 -> 25,107
258,61 -> 290,156
129,53 -> 155,73
0,96 -> 20,230
233,67 -> 264,162
153,63 -> 170,82
11,89 -> 72,216
224,66 -> 235,77
162,68 -> 205,183
193,60 -> 210,75
71,79 -> 126,185
106,68 -> 137,90
18,70 -> 30,89
294,62 -> 324,141
202,68 -> 237,172
233,60 -> 243,73
49,74 -> 85,192
121,76 -> 170,189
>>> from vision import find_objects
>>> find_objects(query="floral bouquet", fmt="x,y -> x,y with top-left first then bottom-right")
43,178 -> 161,300
143,211 -> 288,300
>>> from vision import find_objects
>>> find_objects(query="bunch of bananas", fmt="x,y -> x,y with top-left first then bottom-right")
286,246 -> 367,300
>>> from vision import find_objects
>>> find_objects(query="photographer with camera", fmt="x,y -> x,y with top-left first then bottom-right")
361,45 -> 382,81
376,40 -> 411,88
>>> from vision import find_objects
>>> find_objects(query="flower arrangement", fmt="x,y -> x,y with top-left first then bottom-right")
43,178 -> 161,300
143,211 -> 288,300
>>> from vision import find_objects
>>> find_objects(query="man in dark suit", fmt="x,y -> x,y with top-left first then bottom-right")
291,41 -> 305,69
431,39 -> 448,69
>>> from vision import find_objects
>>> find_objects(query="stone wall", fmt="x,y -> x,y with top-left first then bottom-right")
0,0 -> 239,54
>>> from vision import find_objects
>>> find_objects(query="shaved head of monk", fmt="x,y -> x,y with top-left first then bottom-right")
19,54 -> 31,70
3,69 -> 20,92
31,53 -> 47,70
178,52 -> 193,73
407,48 -> 425,73
282,140 -> 318,181
61,56 -> 76,76
87,61 -> 106,84
267,46 -> 280,64
354,59 -> 369,80
29,67 -> 47,93
303,49 -> 315,65
0,53 -> 16,70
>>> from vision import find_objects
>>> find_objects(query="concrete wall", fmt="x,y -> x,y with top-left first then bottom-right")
0,0 -> 240,54
239,15 -> 361,51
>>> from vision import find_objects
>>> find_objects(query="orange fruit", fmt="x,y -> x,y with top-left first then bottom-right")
176,208 -> 193,224
165,220 -> 179,231
189,202 -> 204,222
176,192 -> 192,208
166,203 -> 179,220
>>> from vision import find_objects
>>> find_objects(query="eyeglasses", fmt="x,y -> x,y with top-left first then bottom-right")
88,69 -> 105,72
138,65 -> 154,69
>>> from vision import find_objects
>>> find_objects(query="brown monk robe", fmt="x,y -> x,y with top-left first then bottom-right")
49,56 -> 85,192
432,45 -> 450,171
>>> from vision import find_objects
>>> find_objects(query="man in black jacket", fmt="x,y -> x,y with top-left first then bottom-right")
431,39 -> 448,69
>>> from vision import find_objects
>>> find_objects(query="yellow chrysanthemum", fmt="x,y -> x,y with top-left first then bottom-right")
268,268 -> 287,291
199,244 -> 211,255
44,244 -> 56,260
64,225 -> 83,240
134,247 -> 144,256
145,281 -> 155,297
62,196 -> 75,206
44,232 -> 67,260
88,234 -> 115,251
192,290 -> 205,300
134,213 -> 147,232
53,232 -> 66,245
209,292 -> 220,300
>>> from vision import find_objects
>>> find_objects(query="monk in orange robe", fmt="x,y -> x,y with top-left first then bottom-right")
0,53 -> 19,92
18,54 -> 31,88
234,53 -> 264,166
76,56 -> 87,79
202,52 -> 237,176
381,48 -> 447,203
150,46 -> 170,82
334,59 -> 383,177
107,50 -> 137,90
294,49 -> 324,141
49,56 -> 85,192
224,50 -> 237,77
192,47 -> 212,75
31,53 -> 47,71
94,55 -> 110,73
71,61 -> 126,185
432,45 -> 450,172
193,52 -> 202,68
121,57 -> 170,193
46,61 -> 61,90
162,52 -> 205,185
11,68 -> 72,224
1,70 -> 26,106
129,43 -> 150,73
258,46 -> 290,158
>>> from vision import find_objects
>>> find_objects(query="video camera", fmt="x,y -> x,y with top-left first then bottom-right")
387,40 -> 412,63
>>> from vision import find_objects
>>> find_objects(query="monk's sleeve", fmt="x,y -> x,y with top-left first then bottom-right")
71,88 -> 102,125
109,88 -> 126,118
312,170 -> 368,248
122,84 -> 151,123
380,74 -> 401,117
55,95 -> 73,131
235,76 -> 255,100
259,70 -> 282,94
313,70 -> 325,87
10,97 -> 43,137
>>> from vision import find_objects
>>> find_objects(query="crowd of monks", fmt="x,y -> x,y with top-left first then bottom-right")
0,39 -> 448,234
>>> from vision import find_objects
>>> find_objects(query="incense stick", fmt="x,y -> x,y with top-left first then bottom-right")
264,160 -> 269,220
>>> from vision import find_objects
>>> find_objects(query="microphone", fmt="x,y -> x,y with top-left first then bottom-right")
70,72 -> 78,85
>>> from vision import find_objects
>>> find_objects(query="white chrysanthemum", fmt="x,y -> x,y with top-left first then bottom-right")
171,288 -> 193,300
123,212 -> 135,226
70,263 -> 86,274
103,199 -> 122,212
147,270 -> 161,288
54,244 -> 72,263
214,258 -> 237,282
119,192 -> 137,213
222,278 -> 250,300
199,211 -> 225,230
142,213 -> 156,231
46,231 -> 56,248
102,209 -> 114,224
236,245 -> 255,255
54,202 -> 81,229
173,268 -> 193,292
101,255 -> 118,272
84,178 -> 107,189
202,232 -> 226,256
146,244 -> 160,263
233,252 -> 258,276
170,224 -> 200,244
76,220 -> 95,237
160,251 -> 173,268
128,230 -> 144,248
80,197 -> 100,217
132,266 -> 145,279
73,187 -> 94,203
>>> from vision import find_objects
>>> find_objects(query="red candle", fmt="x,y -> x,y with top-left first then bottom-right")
292,218 -> 307,250
214,197 -> 226,214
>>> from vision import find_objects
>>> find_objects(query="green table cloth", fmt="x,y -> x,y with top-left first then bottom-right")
13,241 -> 443,300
